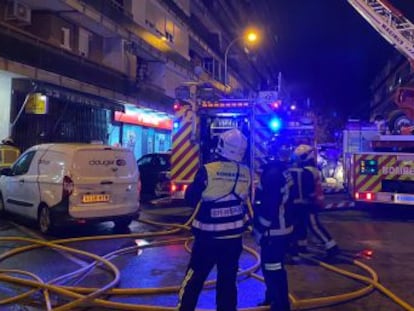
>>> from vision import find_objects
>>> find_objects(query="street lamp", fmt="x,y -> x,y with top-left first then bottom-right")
224,31 -> 258,86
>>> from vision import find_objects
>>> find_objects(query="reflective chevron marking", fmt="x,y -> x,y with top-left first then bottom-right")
172,105 -> 199,182
354,154 -> 414,194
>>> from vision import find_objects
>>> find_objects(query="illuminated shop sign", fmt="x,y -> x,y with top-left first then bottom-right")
115,111 -> 173,130
25,93 -> 48,114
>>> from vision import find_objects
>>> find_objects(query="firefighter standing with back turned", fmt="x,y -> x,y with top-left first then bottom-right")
289,144 -> 339,259
177,128 -> 252,311
253,137 -> 295,311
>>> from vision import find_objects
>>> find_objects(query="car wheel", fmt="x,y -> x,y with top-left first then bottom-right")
114,217 -> 132,229
0,193 -> 5,215
38,206 -> 53,234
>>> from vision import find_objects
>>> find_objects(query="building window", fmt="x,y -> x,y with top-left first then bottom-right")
145,2 -> 159,31
145,3 -> 178,43
165,18 -> 174,43
61,27 -> 71,50
203,57 -> 214,76
78,28 -> 91,57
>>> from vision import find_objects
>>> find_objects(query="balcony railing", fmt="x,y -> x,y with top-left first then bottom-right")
82,0 -> 133,23
162,0 -> 222,57
0,22 -> 131,94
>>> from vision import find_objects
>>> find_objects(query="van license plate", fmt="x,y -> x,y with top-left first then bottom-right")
82,194 -> 110,203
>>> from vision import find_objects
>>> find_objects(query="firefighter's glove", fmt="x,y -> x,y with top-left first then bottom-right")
252,229 -> 263,246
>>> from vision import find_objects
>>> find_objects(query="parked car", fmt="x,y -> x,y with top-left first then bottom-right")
137,152 -> 171,201
0,143 -> 140,234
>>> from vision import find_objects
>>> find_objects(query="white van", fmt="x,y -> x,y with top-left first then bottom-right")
0,143 -> 140,234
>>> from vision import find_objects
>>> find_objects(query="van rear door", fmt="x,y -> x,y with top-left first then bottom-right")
70,147 -> 139,218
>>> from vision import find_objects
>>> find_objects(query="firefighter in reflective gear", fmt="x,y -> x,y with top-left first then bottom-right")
253,137 -> 294,311
0,137 -> 20,170
290,144 -> 339,257
177,128 -> 251,311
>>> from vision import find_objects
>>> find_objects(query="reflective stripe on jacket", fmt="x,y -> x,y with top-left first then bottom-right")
192,161 -> 251,238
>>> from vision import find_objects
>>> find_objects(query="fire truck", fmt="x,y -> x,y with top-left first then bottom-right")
170,85 -> 315,200
345,0 -> 414,206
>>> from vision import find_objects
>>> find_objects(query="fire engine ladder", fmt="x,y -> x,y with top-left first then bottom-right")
347,0 -> 414,63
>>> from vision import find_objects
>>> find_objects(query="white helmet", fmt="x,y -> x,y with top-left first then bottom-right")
216,128 -> 247,162
294,144 -> 315,162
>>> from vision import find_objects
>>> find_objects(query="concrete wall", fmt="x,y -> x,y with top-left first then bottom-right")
0,72 -> 12,139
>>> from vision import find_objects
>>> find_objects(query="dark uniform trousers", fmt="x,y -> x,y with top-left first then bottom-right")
290,165 -> 335,254
292,203 -> 334,253
261,235 -> 291,311
178,236 -> 243,311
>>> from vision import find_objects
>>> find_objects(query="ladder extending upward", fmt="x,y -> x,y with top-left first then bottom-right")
348,0 -> 414,62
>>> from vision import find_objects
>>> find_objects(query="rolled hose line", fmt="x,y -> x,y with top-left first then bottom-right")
0,209 -> 413,310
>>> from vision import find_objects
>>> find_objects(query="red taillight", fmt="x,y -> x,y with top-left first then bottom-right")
355,192 -> 374,200
173,103 -> 181,111
63,176 -> 74,197
170,183 -> 188,192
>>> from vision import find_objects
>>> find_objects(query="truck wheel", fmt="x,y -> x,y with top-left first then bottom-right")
38,206 -> 53,234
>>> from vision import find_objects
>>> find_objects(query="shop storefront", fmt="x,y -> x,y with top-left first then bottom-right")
11,79 -> 124,151
111,106 -> 173,160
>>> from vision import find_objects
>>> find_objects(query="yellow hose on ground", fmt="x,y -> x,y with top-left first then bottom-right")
0,269 -> 52,310
0,211 -> 413,310
0,236 -> 120,311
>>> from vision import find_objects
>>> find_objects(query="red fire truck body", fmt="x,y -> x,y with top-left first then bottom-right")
348,148 -> 414,206
170,88 -> 315,200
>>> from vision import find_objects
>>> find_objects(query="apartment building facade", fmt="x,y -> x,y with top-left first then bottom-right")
0,0 -> 261,160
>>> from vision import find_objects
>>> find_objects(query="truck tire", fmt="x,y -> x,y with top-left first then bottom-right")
38,205 -> 53,234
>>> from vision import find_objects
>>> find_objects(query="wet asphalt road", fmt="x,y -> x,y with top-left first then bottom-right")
0,201 -> 414,311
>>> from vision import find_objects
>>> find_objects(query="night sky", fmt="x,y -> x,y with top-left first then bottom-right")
246,0 -> 414,120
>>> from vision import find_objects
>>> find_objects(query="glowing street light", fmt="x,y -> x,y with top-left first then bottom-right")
224,30 -> 259,86
247,32 -> 258,42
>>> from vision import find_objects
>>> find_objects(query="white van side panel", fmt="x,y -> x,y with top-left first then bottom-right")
38,150 -> 69,209
72,148 -> 138,178
6,150 -> 41,220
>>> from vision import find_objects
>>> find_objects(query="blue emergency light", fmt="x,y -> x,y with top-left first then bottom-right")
173,121 -> 180,129
269,117 -> 282,132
